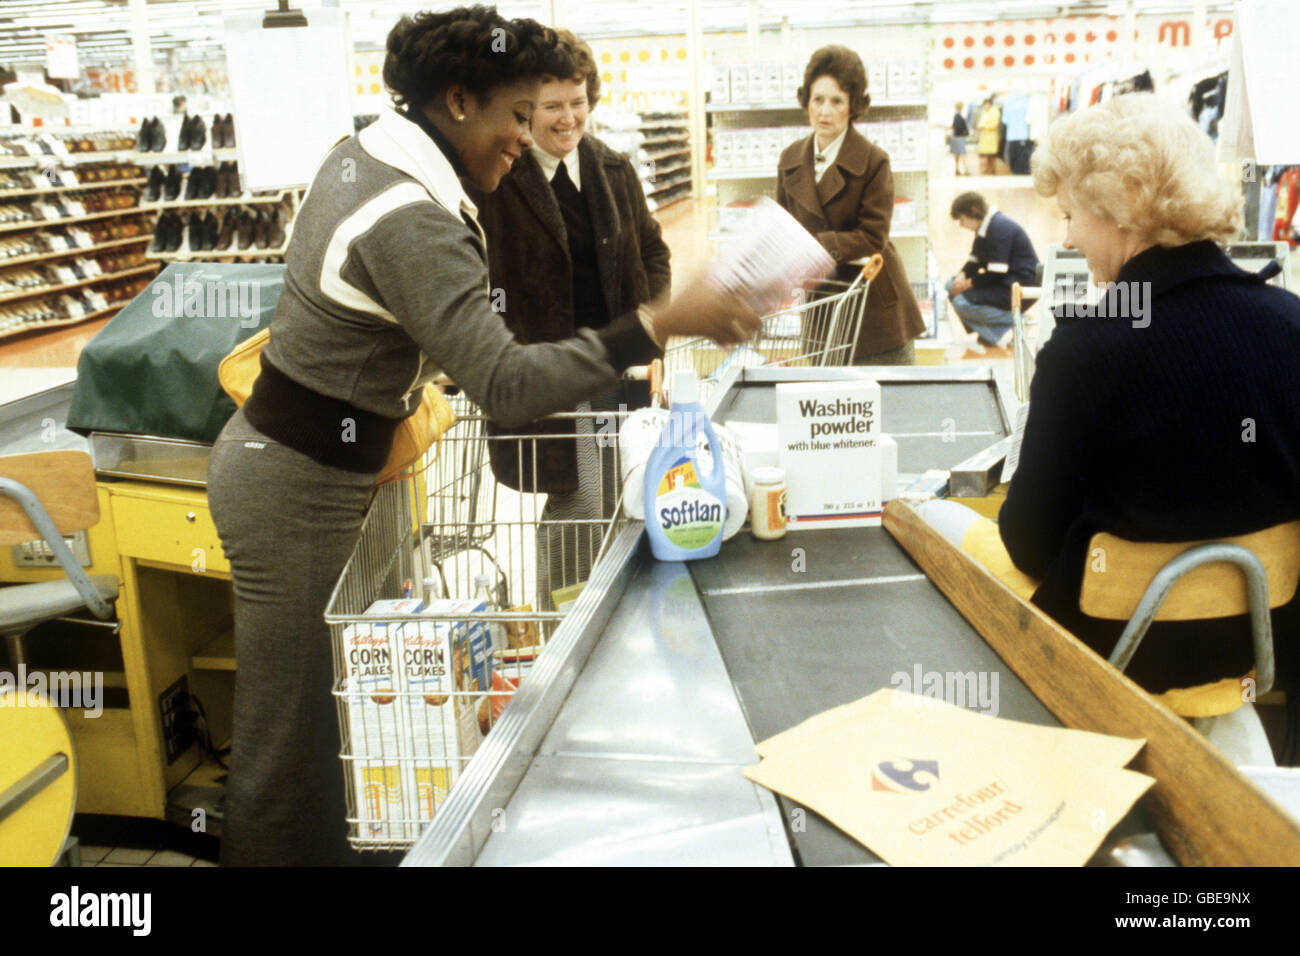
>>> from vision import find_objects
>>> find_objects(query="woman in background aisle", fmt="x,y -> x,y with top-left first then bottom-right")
775,45 -> 924,365
206,6 -> 758,867
948,101 -> 970,176
473,30 -> 668,610
976,96 -> 1001,175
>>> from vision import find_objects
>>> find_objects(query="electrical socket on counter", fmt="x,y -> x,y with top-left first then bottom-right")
11,530 -> 91,568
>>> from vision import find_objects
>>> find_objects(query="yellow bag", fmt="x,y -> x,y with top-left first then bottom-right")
218,327 -> 455,485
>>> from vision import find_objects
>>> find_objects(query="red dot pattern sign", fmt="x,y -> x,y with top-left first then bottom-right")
937,15 -> 1234,71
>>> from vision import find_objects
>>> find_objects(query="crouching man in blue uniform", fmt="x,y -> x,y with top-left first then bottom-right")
947,191 -> 1040,353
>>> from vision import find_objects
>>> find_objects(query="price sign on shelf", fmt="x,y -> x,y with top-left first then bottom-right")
223,9 -> 353,192
45,35 -> 78,80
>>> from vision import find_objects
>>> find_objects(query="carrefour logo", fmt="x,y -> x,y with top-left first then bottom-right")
871,759 -> 940,793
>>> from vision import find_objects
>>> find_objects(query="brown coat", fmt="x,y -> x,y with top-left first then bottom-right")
472,134 -> 669,493
776,125 -> 925,359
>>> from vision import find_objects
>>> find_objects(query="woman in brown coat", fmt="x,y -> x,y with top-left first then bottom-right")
473,30 -> 668,606
776,45 -> 925,364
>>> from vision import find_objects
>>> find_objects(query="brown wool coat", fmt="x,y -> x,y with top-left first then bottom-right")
776,125 -> 925,359
472,134 -> 669,494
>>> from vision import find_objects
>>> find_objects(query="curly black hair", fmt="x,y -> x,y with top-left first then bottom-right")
383,5 -> 575,112
797,45 -> 870,121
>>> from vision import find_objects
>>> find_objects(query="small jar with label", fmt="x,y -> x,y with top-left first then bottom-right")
749,466 -> 788,540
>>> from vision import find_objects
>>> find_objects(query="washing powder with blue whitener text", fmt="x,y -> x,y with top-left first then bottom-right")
644,370 -> 728,560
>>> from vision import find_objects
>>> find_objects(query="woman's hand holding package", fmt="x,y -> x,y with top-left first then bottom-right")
649,276 -> 762,346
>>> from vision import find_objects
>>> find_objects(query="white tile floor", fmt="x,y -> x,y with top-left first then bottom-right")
78,844 -> 216,867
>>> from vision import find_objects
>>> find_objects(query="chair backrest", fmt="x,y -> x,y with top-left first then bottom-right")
1080,521 -> 1300,621
0,451 -> 99,547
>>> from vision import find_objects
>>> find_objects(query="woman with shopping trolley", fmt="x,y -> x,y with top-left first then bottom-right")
776,45 -> 925,365
471,29 -> 667,614
206,5 -> 758,866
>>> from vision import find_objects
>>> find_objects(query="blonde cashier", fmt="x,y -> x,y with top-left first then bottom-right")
206,6 -> 759,867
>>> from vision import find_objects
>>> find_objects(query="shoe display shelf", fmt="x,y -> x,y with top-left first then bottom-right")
145,189 -> 301,262
0,130 -> 161,342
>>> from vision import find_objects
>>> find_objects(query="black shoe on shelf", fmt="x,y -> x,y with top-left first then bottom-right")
135,118 -> 151,152
204,166 -> 219,199
145,166 -> 164,203
215,211 -> 235,250
253,211 -> 270,249
267,207 -> 285,248
184,167 -> 200,200
168,213 -> 184,252
178,115 -> 193,152
223,114 -> 235,148
163,165 -> 181,201
203,212 -> 219,251
189,116 -> 206,152
236,211 -> 253,251
151,117 -> 166,152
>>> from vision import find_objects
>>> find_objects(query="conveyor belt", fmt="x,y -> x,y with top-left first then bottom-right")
714,374 -> 1009,475
689,528 -> 1156,865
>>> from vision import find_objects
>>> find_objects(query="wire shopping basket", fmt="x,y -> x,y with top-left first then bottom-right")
324,398 -> 629,849
661,254 -> 882,393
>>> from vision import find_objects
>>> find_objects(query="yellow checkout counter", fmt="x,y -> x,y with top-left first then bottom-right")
1,369 -> 233,830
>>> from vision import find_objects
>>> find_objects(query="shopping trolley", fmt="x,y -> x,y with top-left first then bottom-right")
324,398 -> 629,850
659,254 -> 883,395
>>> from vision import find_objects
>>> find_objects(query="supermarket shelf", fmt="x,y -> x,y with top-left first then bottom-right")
0,302 -> 123,343
641,135 -> 688,148
0,177 -> 146,200
0,262 -> 159,306
0,206 -> 156,235
149,241 -> 289,261
645,147 -> 690,163
648,160 -> 691,177
639,121 -> 689,132
0,149 -> 142,169
131,147 -> 239,165
707,160 -> 926,180
0,234 -> 152,270
140,190 -> 293,210
651,192 -> 693,212
707,98 -> 927,111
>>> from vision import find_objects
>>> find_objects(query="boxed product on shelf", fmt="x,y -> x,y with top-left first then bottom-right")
715,128 -> 733,170
868,62 -> 888,99
710,65 -> 731,105
903,58 -> 925,97
730,66 -> 750,104
763,63 -> 783,103
893,197 -> 916,228
886,61 -> 907,99
765,129 -> 784,167
748,65 -> 765,103
897,120 -> 927,166
783,63 -> 802,102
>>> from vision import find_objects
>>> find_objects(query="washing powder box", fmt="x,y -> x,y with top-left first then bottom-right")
776,379 -> 882,529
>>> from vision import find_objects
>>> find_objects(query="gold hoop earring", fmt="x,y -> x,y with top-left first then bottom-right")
457,114 -> 465,122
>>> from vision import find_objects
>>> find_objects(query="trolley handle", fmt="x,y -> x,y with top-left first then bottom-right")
649,358 -> 665,408
860,253 -> 884,283
1012,282 -> 1022,313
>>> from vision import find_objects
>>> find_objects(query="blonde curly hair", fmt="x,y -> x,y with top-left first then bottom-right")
1031,93 -> 1242,247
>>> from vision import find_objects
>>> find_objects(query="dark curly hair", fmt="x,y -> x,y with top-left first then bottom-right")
553,29 -> 601,110
383,5 -> 575,113
797,45 -> 870,121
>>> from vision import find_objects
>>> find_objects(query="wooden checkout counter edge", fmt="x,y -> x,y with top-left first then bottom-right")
885,498 -> 1300,866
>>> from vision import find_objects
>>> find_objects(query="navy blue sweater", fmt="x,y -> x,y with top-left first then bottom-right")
961,211 -> 1040,310
998,240 -> 1300,693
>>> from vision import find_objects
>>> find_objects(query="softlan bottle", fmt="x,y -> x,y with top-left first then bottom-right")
644,369 -> 727,561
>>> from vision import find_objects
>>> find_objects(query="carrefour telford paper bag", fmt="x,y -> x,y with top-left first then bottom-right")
745,689 -> 1154,866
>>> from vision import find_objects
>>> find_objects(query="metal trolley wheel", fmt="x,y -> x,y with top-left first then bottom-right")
0,689 -> 77,866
